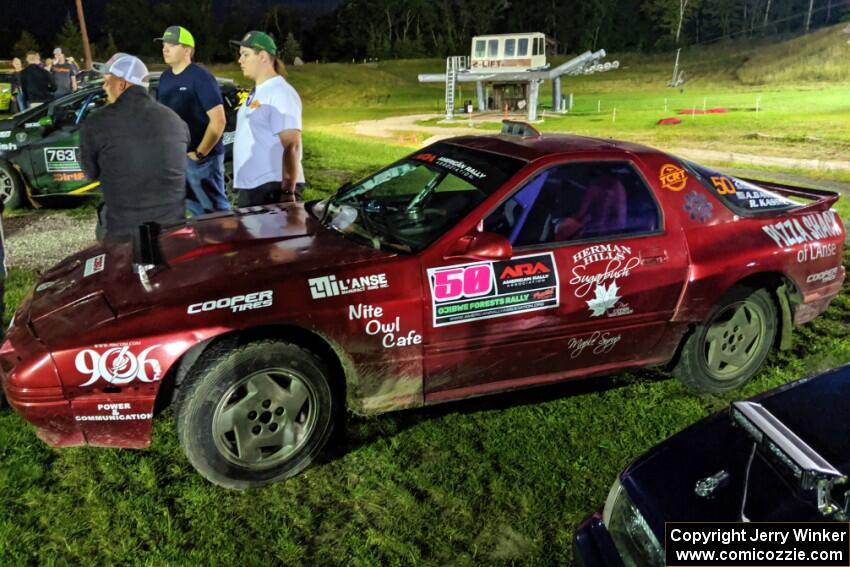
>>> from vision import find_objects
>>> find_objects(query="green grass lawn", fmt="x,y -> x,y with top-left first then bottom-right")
2,27 -> 850,565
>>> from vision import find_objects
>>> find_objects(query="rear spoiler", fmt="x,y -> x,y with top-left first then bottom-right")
742,177 -> 840,215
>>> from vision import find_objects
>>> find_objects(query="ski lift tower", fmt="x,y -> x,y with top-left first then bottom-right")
419,32 -> 619,122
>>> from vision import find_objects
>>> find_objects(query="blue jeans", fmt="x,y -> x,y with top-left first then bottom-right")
185,153 -> 230,217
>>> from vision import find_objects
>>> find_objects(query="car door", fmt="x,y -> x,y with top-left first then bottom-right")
423,157 -> 690,401
26,90 -> 104,195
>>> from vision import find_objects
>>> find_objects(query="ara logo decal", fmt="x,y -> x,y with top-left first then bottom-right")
413,153 -> 437,163
74,344 -> 163,387
499,262 -> 550,280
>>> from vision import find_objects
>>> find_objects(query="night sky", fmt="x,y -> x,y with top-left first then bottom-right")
1,0 -> 339,57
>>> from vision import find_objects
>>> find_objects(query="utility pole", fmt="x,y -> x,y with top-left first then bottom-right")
805,0 -> 815,32
75,0 -> 93,70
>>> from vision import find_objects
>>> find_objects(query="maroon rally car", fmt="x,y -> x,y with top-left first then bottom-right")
1,123 -> 845,488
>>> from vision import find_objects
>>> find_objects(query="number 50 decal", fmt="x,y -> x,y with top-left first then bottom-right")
431,264 -> 493,302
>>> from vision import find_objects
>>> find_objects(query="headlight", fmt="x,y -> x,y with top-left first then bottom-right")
602,480 -> 663,567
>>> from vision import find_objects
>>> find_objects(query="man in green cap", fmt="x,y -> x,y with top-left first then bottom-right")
229,31 -> 304,206
155,25 -> 230,216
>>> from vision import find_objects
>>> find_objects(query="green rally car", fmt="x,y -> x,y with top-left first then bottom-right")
0,74 -> 247,209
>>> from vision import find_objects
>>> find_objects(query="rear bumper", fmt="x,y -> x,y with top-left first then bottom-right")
573,513 -> 625,567
795,267 -> 845,325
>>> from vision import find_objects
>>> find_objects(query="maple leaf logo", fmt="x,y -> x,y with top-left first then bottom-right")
587,282 -> 621,317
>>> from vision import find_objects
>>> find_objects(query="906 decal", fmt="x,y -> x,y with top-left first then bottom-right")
44,147 -> 82,173
429,253 -> 559,327
74,344 -> 163,387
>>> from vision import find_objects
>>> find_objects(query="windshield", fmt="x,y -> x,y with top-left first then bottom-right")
684,161 -> 798,215
315,143 -> 525,253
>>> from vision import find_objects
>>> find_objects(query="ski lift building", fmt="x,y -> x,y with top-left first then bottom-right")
470,32 -> 548,72
418,32 -> 617,121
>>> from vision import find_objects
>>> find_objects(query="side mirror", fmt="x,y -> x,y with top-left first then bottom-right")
446,231 -> 512,261
38,115 -> 54,128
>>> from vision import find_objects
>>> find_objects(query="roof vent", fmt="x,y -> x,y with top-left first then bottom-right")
501,120 -> 541,138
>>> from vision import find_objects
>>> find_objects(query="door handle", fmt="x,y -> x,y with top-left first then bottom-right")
640,249 -> 668,265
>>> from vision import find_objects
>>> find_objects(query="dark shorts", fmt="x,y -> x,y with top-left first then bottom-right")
236,182 -> 305,207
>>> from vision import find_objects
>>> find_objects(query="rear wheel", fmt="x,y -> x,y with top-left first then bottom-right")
176,340 -> 338,489
673,287 -> 777,393
0,161 -> 26,210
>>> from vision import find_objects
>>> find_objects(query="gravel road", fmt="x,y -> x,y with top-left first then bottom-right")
4,211 -> 97,272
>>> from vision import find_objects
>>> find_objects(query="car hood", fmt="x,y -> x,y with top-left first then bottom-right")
25,203 -> 394,344
621,365 -> 850,534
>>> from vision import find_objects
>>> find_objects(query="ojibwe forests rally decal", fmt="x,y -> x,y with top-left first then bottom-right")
428,253 -> 559,327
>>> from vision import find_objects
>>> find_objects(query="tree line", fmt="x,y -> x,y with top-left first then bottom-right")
7,0 -> 850,65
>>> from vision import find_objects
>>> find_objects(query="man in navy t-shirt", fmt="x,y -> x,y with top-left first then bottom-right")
155,25 -> 230,216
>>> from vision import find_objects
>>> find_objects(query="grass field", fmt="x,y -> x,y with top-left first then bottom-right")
2,26 -> 850,565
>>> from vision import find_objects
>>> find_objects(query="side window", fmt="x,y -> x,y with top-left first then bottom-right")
475,40 -> 486,58
518,38 -> 529,56
484,162 -> 660,247
488,39 -> 499,57
505,39 -> 516,57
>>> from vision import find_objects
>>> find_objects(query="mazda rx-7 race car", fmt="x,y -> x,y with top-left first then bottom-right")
1,123 -> 844,488
0,74 -> 247,208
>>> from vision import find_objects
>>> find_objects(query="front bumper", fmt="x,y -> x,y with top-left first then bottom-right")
573,513 -> 625,567
0,335 -> 85,446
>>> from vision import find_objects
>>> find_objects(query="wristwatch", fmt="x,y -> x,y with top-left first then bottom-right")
195,149 -> 206,159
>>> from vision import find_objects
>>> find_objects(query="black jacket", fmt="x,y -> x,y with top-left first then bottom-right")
19,64 -> 56,103
80,86 -> 190,243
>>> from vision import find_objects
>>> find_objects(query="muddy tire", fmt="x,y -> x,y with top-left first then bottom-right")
176,340 -> 337,489
673,286 -> 777,393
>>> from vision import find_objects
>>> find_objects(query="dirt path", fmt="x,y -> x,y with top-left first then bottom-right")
350,114 -> 850,183
351,113 -> 483,145
4,211 -> 96,272
670,148 -> 850,177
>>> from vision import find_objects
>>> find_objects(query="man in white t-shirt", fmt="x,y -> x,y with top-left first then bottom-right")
229,31 -> 304,206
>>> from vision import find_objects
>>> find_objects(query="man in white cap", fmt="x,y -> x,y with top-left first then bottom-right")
80,53 -> 190,244
51,47 -> 79,96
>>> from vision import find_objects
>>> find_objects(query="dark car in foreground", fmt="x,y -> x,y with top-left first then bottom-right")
574,363 -> 850,566
0,122 -> 844,488
0,74 -> 247,208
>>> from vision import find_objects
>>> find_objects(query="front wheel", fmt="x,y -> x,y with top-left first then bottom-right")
673,287 -> 777,393
0,161 -> 26,210
176,340 -> 337,489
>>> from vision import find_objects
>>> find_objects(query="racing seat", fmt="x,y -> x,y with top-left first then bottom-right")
554,175 -> 628,241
